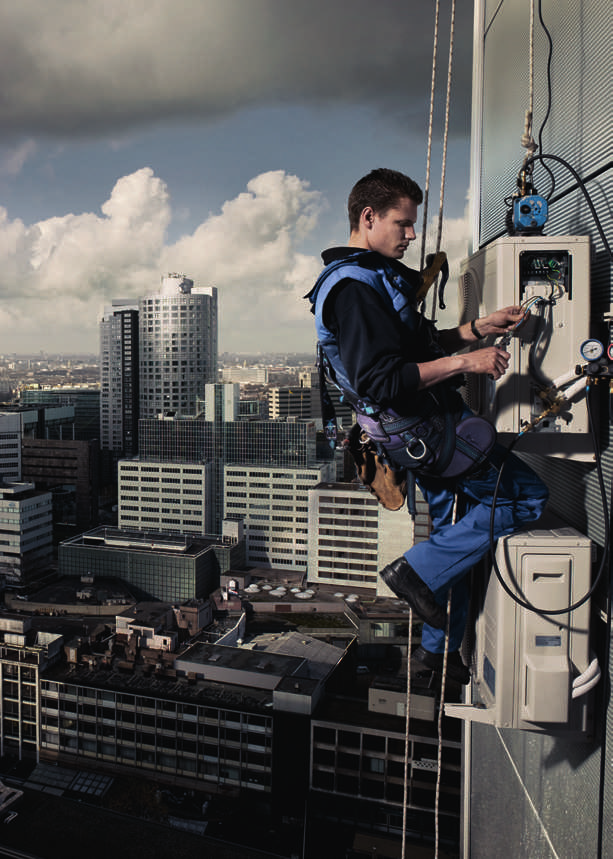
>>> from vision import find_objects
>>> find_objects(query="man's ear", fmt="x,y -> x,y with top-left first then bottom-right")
362,206 -> 375,229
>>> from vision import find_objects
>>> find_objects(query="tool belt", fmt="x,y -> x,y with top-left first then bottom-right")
345,408 -> 497,512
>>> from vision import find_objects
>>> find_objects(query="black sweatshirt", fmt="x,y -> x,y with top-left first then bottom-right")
318,247 -> 463,415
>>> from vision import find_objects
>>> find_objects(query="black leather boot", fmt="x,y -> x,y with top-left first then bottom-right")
379,557 -> 446,629
412,645 -> 470,685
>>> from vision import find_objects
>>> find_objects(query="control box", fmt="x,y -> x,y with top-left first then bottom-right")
445,525 -> 594,735
459,235 -> 591,459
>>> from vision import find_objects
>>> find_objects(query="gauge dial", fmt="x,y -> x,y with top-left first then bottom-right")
608,343 -> 613,362
580,339 -> 604,361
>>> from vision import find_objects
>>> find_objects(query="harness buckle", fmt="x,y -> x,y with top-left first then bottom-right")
405,438 -> 429,461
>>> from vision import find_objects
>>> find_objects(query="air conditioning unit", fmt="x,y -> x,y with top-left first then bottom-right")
445,525 -> 595,735
459,235 -> 591,459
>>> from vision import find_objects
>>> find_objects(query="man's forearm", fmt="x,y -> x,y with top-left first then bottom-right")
438,319 -> 486,353
416,354 -> 467,389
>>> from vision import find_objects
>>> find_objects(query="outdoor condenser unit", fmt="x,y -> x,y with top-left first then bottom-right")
445,525 -> 595,735
459,235 -> 591,459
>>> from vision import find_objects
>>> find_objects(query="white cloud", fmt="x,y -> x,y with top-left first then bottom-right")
0,168 -> 325,353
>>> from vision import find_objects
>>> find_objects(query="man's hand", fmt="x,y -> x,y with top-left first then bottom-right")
476,305 -> 527,338
462,345 -> 510,380
417,345 -> 511,388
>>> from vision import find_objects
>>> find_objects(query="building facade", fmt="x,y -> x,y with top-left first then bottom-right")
58,527 -> 242,603
19,388 -> 100,442
224,462 -> 335,572
0,413 -> 22,482
21,438 -> 100,531
139,274 -> 218,419
0,481 -> 53,589
100,300 -> 139,456
0,616 -> 63,761
118,459 -> 212,535
307,482 -> 429,594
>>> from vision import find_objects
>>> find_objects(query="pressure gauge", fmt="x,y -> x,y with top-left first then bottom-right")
580,339 -> 604,361
608,343 -> 613,362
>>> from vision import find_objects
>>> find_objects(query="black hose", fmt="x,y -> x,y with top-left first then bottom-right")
488,382 -> 609,615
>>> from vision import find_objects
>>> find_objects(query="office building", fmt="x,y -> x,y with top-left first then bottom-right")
268,370 -> 354,428
21,438 -> 100,531
19,387 -> 100,442
0,615 -> 63,761
0,481 -> 53,589
220,366 -> 269,384
118,459 -> 212,535
135,388 -> 319,534
0,413 -> 22,481
307,482 -> 430,594
59,526 -> 243,603
139,414 -> 212,462
139,273 -> 218,419
309,703 -> 461,846
100,300 -> 139,456
223,418 -> 318,468
224,462 -> 335,572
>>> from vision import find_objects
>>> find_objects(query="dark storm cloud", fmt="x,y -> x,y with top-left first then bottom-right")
0,0 -> 472,137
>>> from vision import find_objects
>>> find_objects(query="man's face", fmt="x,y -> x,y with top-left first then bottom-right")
365,197 -> 418,259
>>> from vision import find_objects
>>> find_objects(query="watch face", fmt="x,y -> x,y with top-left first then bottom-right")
580,339 -> 604,361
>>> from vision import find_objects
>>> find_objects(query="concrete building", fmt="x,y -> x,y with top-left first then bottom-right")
224,462 -> 335,572
0,614 -> 63,761
21,438 -> 99,531
134,396 -> 319,535
220,366 -> 269,385
268,371 -> 354,428
117,459 -> 212,535
99,300 -> 139,456
139,273 -> 218,419
19,387 -> 100,442
58,526 -> 244,603
309,698 -> 461,847
307,482 -> 430,595
0,480 -> 53,589
0,412 -> 22,482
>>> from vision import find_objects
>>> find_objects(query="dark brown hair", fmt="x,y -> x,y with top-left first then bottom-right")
348,168 -> 423,231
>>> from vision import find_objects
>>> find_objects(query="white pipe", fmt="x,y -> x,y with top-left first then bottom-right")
571,656 -> 601,699
553,368 -> 580,389
562,376 -> 588,401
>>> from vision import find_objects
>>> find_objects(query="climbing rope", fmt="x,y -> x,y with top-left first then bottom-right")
419,0 -> 441,275
405,4 -> 458,854
401,607 -> 413,859
520,0 -> 538,172
416,0 -> 456,320
434,588 -> 453,859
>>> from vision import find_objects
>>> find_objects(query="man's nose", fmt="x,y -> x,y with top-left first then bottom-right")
405,226 -> 416,240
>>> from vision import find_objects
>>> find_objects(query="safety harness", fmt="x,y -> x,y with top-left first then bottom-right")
307,250 -> 495,510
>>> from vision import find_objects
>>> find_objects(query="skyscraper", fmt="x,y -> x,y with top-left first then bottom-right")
100,300 -> 139,455
139,274 -> 218,419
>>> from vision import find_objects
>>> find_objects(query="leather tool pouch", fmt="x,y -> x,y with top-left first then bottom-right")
344,424 -> 407,511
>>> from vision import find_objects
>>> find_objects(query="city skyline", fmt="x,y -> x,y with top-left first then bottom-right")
0,2 -> 473,355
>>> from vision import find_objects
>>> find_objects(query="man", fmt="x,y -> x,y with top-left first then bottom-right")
306,168 -> 548,684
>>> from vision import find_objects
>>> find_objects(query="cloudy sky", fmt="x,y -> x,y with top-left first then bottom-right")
0,0 -> 474,356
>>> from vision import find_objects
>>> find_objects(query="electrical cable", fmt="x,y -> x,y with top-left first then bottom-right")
521,153 -> 613,259
535,0 -> 556,197
596,509 -> 612,859
487,379 -> 609,616
483,0 -> 505,39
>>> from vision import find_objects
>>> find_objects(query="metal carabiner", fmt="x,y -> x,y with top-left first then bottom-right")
405,438 -> 429,461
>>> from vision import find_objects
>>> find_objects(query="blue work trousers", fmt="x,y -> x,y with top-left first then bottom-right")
405,444 -> 549,654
